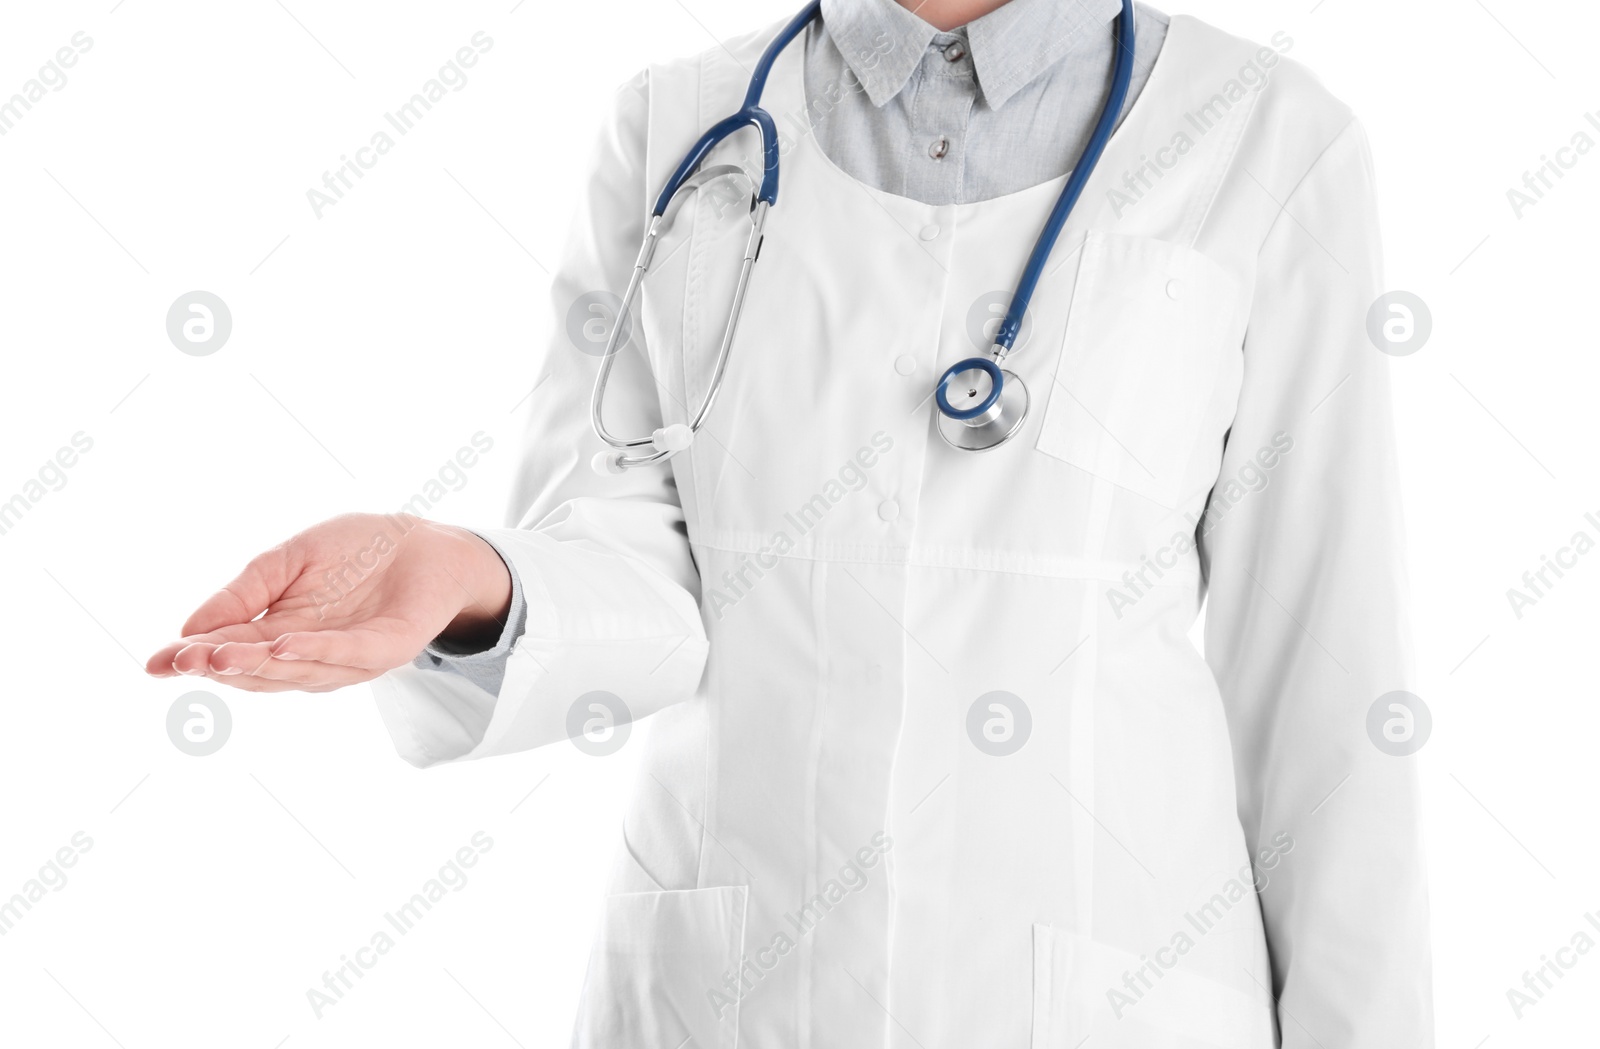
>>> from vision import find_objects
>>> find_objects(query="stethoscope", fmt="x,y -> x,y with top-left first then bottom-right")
592,0 -> 1134,473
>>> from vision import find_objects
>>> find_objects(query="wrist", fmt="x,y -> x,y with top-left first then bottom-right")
434,525 -> 514,649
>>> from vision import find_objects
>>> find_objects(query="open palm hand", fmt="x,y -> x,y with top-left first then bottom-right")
145,513 -> 512,692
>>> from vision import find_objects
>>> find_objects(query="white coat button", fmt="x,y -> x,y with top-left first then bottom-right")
1165,278 -> 1183,300
894,354 -> 917,375
920,224 -> 941,241
878,499 -> 900,522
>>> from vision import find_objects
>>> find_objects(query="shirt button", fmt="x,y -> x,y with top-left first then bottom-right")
878,499 -> 901,522
1166,278 -> 1183,300
894,354 -> 917,375
919,224 -> 941,241
929,136 -> 950,160
943,42 -> 967,62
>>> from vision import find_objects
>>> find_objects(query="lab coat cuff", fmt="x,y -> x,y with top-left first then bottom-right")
371,519 -> 709,768
419,529 -> 529,663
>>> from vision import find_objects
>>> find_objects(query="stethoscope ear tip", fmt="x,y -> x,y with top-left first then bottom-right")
592,450 -> 629,476
651,424 -> 694,453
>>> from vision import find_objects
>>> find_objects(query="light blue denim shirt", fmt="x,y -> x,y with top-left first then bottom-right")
418,0 -> 1169,692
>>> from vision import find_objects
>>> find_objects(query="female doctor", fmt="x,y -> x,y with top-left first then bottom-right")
146,0 -> 1432,1044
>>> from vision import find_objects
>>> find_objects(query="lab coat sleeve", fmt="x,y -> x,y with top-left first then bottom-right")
1199,119 -> 1433,1046
411,531 -> 530,697
369,69 -> 711,768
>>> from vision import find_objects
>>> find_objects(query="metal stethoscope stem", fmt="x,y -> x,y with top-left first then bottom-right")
590,167 -> 768,474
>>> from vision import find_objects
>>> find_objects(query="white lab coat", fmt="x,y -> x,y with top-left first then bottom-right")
371,14 -> 1431,1048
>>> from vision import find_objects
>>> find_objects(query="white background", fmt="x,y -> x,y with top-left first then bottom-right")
1,0 -> 1596,1045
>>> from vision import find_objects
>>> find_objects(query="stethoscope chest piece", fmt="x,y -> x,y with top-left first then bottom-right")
935,357 -> 1030,452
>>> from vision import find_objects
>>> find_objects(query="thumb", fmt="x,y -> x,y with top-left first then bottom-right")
181,545 -> 297,636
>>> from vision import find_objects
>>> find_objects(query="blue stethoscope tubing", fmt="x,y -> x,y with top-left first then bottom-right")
591,0 -> 1134,472
653,0 -> 821,215
992,0 -> 1135,356
934,0 -> 1135,437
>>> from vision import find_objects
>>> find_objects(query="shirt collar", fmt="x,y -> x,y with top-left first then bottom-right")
819,0 -> 1123,111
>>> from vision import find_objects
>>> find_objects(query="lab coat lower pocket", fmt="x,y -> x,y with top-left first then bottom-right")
573,885 -> 748,1049
1035,231 -> 1241,509
1030,924 -> 1276,1048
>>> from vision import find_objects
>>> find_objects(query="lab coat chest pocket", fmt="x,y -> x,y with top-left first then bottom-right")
1036,232 -> 1242,510
573,885 -> 747,1049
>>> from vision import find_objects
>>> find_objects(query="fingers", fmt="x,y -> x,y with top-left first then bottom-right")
146,622 -> 287,677
267,627 -> 419,672
167,640 -> 378,693
150,620 -> 421,685
180,546 -> 295,637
